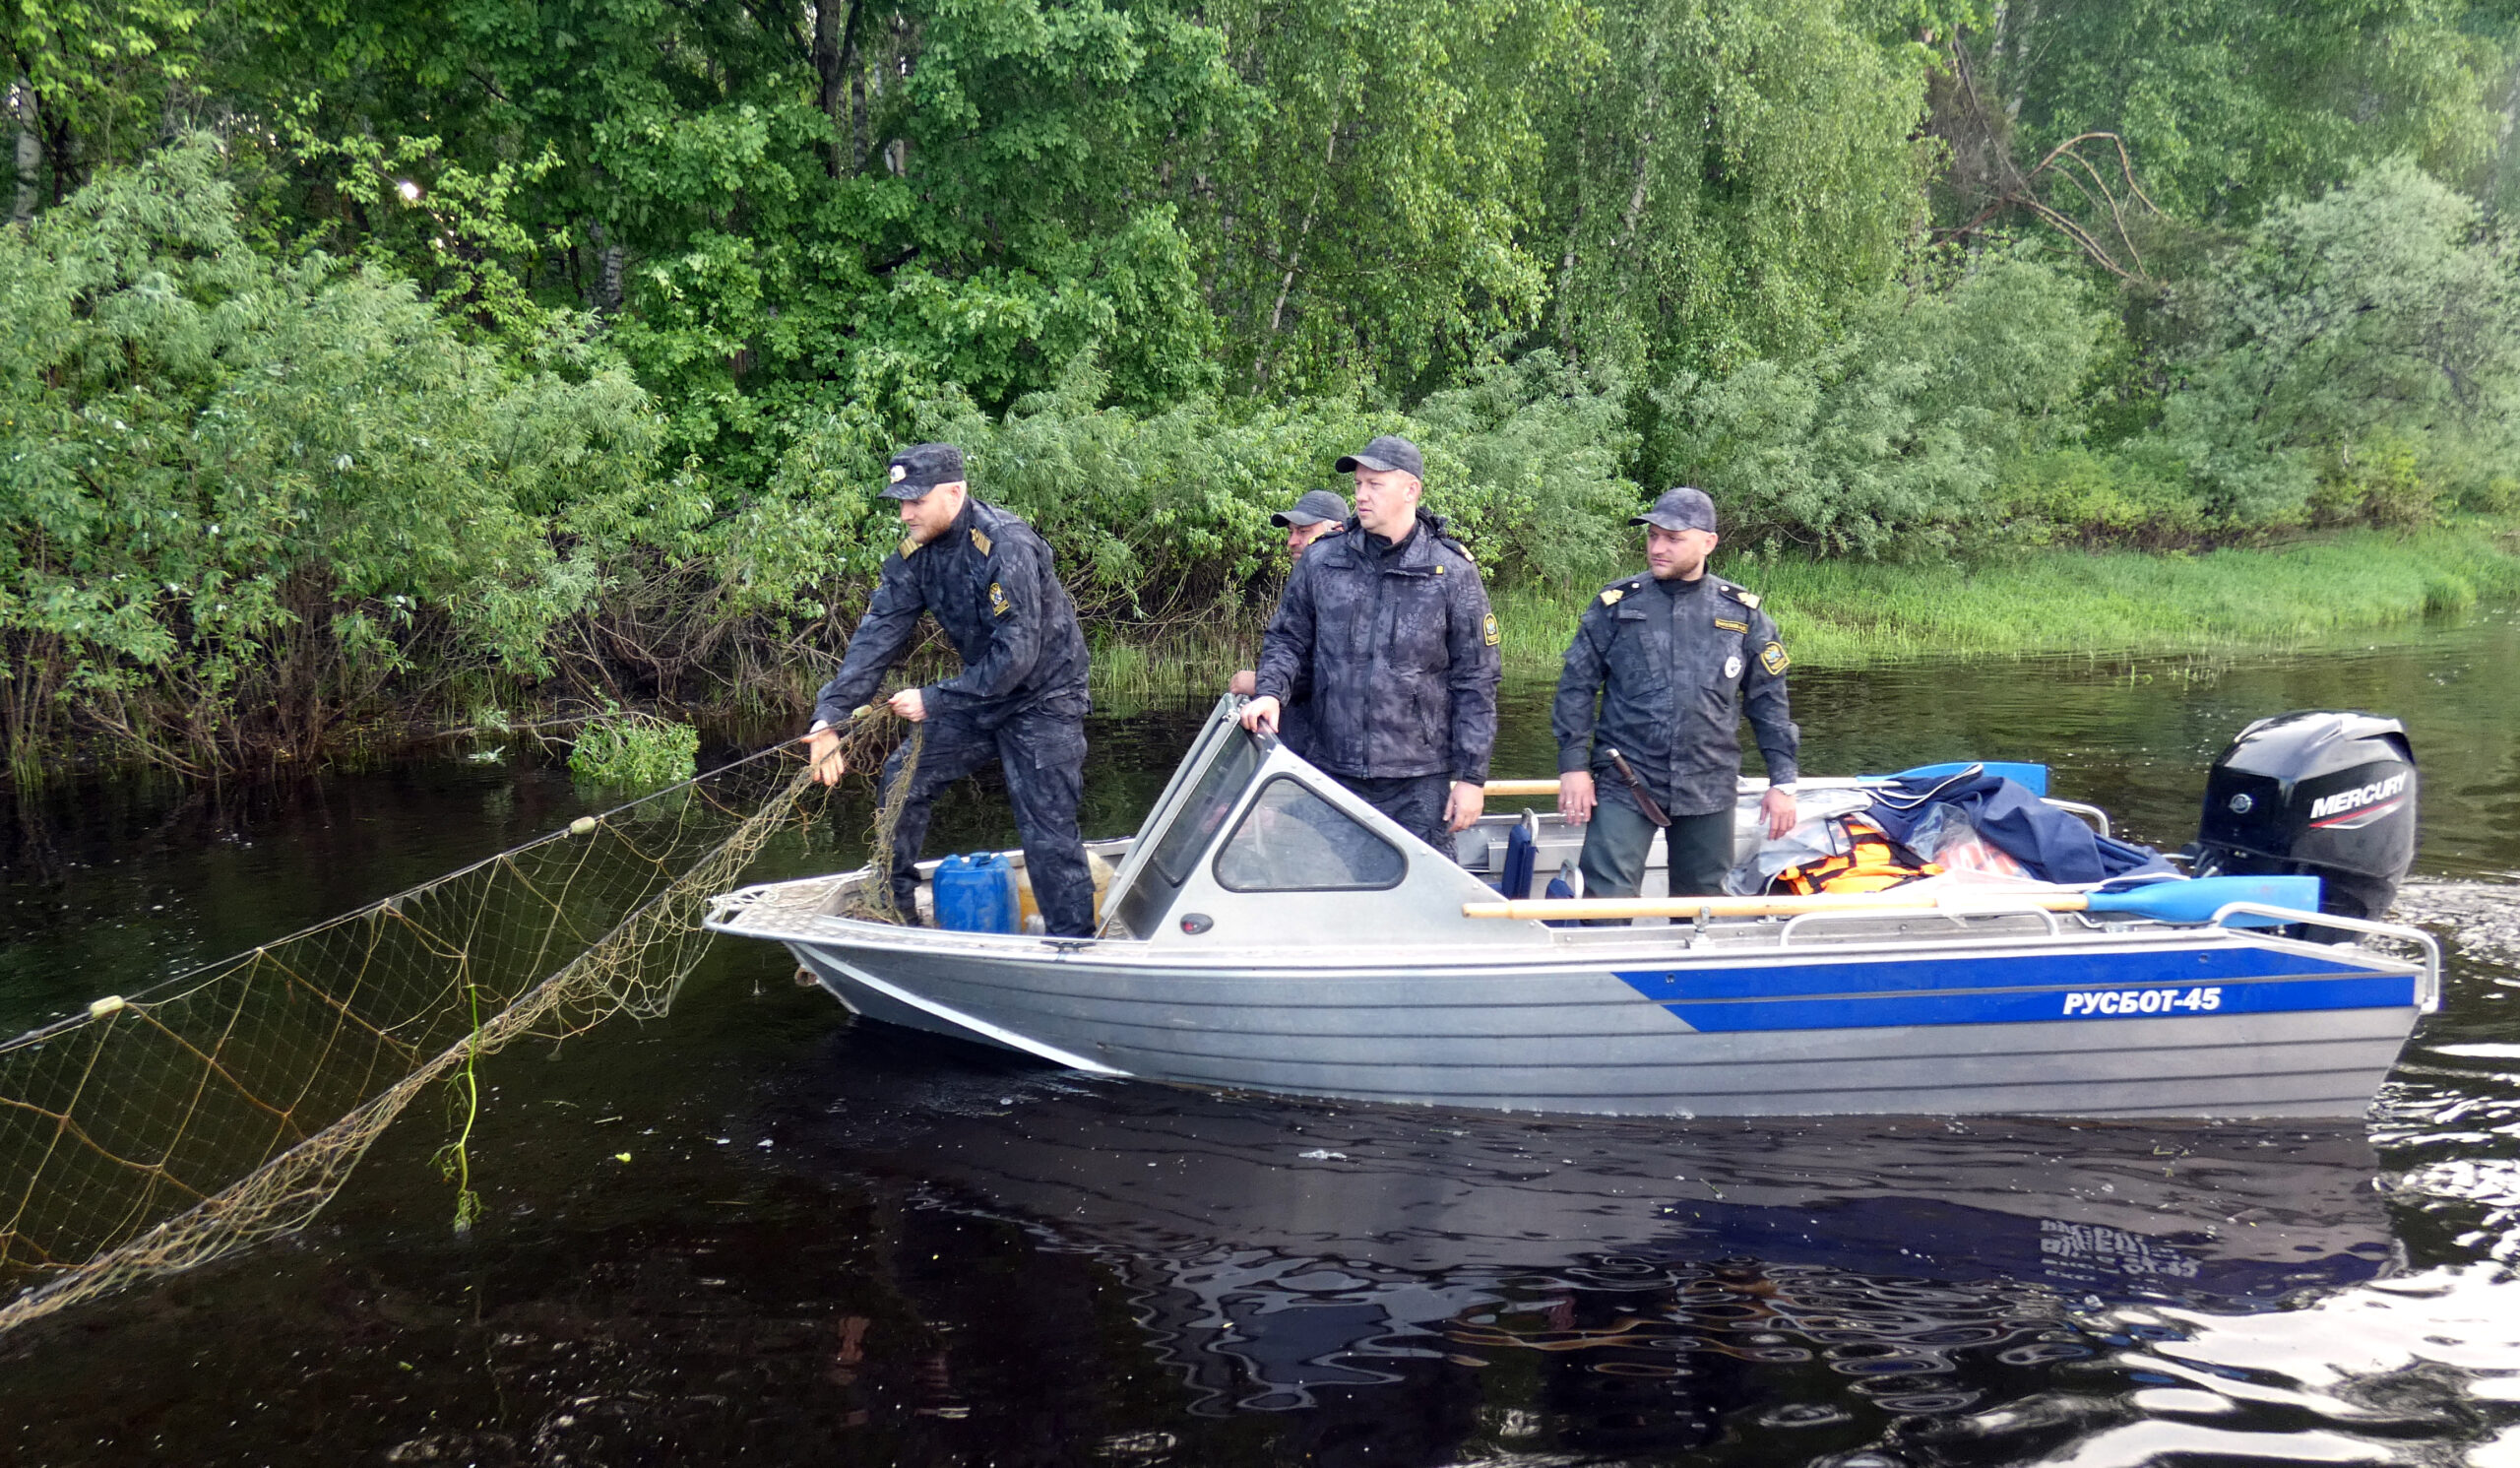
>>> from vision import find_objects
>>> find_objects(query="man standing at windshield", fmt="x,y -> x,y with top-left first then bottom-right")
1553,486 -> 1798,905
1229,487 -> 1350,755
1239,436 -> 1499,856
803,443 -> 1099,936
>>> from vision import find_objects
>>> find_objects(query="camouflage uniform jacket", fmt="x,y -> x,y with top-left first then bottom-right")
813,497 -> 1090,732
1255,511 -> 1500,785
1551,571 -> 1798,817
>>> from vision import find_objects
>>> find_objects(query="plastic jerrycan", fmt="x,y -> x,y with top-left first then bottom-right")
933,854 -> 1019,933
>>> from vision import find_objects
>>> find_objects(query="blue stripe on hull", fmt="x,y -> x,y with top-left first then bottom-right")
1615,944 -> 2371,1002
1615,948 -> 2414,1033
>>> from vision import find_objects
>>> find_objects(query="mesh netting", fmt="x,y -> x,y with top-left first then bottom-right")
0,712 -> 913,1336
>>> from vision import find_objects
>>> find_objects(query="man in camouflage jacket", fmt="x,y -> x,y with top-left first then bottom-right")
806,443 -> 1098,935
1553,486 -> 1799,903
1240,435 -> 1500,856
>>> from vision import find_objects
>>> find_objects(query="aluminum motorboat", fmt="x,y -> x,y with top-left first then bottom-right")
705,697 -> 2439,1117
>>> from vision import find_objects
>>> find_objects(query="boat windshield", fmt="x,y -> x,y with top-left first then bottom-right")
1214,777 -> 1404,892
1114,727 -> 1266,935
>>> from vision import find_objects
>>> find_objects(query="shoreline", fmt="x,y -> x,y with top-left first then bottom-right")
1095,517 -> 2520,701
1483,518 -> 2520,681
15,520 -> 2519,779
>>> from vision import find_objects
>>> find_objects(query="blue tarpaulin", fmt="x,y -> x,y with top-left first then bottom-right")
1864,771 -> 2176,885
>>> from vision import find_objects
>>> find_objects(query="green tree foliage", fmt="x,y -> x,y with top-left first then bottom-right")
1955,0 -> 2507,229
11,0 -> 2520,774
0,139 -> 671,773
214,0 -> 1582,482
2157,160 -> 2520,523
1539,0 -> 1932,375
1196,0 -> 1587,396
3,0 -> 200,218
1648,255 -> 2111,554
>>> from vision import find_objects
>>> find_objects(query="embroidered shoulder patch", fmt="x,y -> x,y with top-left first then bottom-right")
1481,611 -> 1500,646
989,581 -> 1012,617
1599,588 -> 1625,607
1724,584 -> 1761,609
1714,617 -> 1749,634
970,527 -> 993,556
1760,641 -> 1790,675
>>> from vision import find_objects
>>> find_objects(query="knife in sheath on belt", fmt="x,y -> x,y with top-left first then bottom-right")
1602,747 -> 1671,828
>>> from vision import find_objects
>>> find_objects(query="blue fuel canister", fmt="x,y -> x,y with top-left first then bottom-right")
932,853 -> 1019,933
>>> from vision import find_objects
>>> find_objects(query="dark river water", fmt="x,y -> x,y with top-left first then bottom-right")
3,613 -> 2519,1466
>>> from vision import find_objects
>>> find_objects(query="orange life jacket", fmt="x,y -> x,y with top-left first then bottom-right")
1771,815 -> 1942,895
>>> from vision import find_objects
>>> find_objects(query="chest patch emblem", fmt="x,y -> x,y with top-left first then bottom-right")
1724,654 -> 1743,681
1760,641 -> 1790,675
1481,612 -> 1500,646
989,581 -> 1012,616
1714,617 -> 1748,634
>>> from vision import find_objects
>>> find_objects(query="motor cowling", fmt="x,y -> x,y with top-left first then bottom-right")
2187,711 -> 2419,935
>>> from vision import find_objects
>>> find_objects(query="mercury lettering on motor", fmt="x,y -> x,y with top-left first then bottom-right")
2306,772 -> 2409,825
2060,986 -> 2222,1016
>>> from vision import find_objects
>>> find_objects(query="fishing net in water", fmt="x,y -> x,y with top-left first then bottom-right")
0,709 -> 919,1336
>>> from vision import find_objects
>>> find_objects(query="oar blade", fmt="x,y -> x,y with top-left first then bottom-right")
2086,874 -> 2322,925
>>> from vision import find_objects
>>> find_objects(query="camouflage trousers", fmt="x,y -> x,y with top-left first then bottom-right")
881,705 -> 1096,936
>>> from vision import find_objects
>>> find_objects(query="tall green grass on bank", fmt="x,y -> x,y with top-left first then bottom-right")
1485,518 -> 2520,679
824,518 -> 2520,709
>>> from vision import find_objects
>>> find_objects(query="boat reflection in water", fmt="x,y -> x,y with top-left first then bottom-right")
785,1037 -> 2399,1440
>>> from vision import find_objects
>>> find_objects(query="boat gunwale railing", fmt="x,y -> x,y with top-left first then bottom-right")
1778,905 -> 2063,946
2209,902 -> 2442,1012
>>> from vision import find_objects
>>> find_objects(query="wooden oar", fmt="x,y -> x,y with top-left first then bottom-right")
1480,760 -> 2053,801
1462,874 -> 2322,925
1484,779 -> 1564,797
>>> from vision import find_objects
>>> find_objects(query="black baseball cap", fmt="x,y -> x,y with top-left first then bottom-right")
1632,485 -> 1718,534
1335,434 -> 1424,479
1271,488 -> 1352,528
884,442 -> 966,499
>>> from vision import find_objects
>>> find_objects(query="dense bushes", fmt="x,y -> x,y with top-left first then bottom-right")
695,348 -> 1642,639
0,141 -> 670,774
2157,161 -> 2520,525
1647,255 -> 2110,555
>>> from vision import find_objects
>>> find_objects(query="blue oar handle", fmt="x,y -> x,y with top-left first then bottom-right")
2083,874 -> 2322,925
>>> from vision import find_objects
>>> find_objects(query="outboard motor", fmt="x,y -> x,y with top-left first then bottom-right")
2187,712 -> 2418,938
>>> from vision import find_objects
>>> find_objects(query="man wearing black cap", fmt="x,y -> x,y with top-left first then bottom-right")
1552,486 -> 1798,906
1228,488 -> 1350,752
1239,435 -> 1500,856
804,443 -> 1100,935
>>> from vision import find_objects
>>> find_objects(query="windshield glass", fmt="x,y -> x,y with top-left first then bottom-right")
1112,727 -> 1266,937
1214,777 -> 1405,892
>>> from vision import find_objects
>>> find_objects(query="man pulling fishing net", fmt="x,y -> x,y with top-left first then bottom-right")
805,442 -> 1100,936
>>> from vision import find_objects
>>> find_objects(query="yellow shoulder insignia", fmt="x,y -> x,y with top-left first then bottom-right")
1724,583 -> 1762,609
970,527 -> 993,556
1599,588 -> 1624,606
899,536 -> 920,559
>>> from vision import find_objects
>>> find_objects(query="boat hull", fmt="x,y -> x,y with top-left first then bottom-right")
778,929 -> 2421,1118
